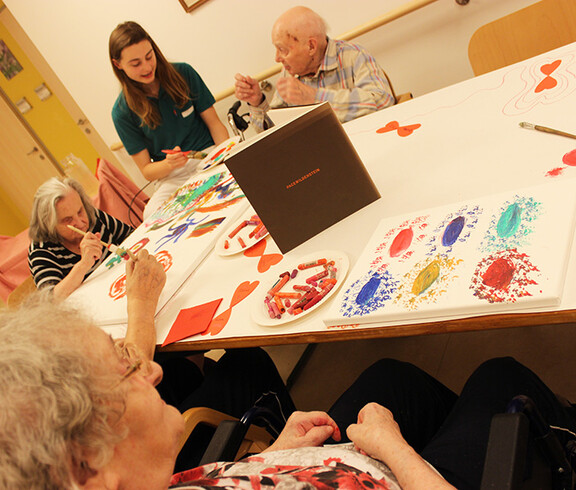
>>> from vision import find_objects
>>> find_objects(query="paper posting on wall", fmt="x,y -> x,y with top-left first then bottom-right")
225,102 -> 380,253
323,180 -> 576,327
66,167 -> 248,326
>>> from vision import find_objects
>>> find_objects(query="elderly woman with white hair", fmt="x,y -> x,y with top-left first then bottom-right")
4,283 -> 576,490
28,176 -> 133,299
0,299 -> 449,489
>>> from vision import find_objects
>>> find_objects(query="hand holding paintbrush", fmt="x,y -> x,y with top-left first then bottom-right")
67,225 -> 137,261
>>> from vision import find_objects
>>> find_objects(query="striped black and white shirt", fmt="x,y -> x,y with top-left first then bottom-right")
28,209 -> 133,289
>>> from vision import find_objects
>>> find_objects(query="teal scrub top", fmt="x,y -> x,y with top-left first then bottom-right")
112,63 -> 215,161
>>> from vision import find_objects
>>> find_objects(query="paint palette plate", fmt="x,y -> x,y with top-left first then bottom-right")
196,136 -> 241,173
215,210 -> 269,256
251,250 -> 349,326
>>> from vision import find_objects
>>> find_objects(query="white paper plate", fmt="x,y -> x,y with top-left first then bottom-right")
251,250 -> 349,326
196,136 -> 241,173
215,209 -> 269,256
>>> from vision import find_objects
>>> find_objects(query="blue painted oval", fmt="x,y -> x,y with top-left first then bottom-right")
356,274 -> 381,305
442,216 -> 465,246
497,203 -> 522,238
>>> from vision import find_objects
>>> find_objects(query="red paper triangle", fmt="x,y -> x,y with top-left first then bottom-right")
162,298 -> 223,346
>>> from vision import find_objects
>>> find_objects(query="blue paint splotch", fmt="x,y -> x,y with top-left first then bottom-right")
339,269 -> 400,317
425,205 -> 482,256
442,216 -> 466,246
480,196 -> 543,253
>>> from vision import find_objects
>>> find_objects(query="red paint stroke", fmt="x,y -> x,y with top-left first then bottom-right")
109,275 -> 127,301
204,280 -> 260,336
108,250 -> 173,301
373,215 -> 429,269
376,120 -> 421,137
562,149 -> 576,166
154,250 -> 173,271
210,147 -> 227,161
481,258 -> 515,289
470,249 -> 539,303
243,239 -> 283,273
535,60 -> 561,93
389,228 -> 414,257
195,196 -> 245,213
545,148 -> 576,177
131,238 -> 150,252
546,167 -> 565,177
188,217 -> 226,237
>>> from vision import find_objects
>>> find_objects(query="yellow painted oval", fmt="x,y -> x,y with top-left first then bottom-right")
411,262 -> 440,295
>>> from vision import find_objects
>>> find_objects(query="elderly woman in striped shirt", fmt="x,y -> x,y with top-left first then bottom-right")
28,177 -> 133,300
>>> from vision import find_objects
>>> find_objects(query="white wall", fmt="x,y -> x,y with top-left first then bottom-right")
4,0 -> 539,149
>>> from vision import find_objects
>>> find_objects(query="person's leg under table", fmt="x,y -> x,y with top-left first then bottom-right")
327,358 -> 458,452
421,356 -> 576,490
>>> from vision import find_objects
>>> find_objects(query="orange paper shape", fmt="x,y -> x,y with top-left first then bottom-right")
243,239 -> 283,273
162,298 -> 223,346
205,281 -> 259,336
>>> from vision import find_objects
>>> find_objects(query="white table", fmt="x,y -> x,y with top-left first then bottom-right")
109,42 -> 576,351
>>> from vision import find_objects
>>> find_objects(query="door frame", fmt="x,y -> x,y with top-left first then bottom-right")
0,4 -> 128,174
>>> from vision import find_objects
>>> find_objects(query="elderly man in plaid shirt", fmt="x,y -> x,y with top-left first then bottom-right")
234,6 -> 396,131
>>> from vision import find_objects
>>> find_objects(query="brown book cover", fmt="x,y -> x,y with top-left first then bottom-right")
224,102 -> 380,253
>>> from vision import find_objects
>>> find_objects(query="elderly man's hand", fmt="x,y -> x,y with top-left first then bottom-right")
234,73 -> 264,106
276,77 -> 317,106
125,249 -> 166,304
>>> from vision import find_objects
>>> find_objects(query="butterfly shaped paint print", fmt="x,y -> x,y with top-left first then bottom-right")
535,60 -> 561,93
376,120 -> 422,137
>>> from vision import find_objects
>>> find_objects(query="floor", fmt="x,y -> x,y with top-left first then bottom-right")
263,322 -> 576,413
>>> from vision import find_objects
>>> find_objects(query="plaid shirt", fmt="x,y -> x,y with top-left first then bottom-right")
249,38 -> 395,131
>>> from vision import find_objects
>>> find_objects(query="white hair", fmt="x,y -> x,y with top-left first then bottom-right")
0,293 -> 127,489
29,177 -> 96,243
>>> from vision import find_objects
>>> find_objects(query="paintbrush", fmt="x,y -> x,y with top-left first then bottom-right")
161,149 -> 208,159
519,122 -> 576,140
67,225 -> 137,261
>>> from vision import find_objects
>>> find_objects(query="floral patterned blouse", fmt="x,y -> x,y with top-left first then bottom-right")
170,444 -> 401,489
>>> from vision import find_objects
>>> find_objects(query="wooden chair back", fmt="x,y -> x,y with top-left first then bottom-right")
468,0 -> 576,76
179,407 -> 271,459
6,276 -> 36,308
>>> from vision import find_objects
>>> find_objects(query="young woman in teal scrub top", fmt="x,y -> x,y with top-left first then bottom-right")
109,21 -> 229,217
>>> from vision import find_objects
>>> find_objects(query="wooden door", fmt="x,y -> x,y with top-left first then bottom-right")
0,90 -> 61,234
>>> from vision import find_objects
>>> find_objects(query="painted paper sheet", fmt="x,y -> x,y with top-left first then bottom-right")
67,167 -> 248,326
324,180 -> 576,327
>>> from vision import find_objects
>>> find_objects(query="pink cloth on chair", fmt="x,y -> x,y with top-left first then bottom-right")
0,229 -> 31,302
93,158 -> 149,227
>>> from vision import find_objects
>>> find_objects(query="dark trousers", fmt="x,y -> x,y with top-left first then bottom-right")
156,347 -> 295,472
326,357 -> 576,490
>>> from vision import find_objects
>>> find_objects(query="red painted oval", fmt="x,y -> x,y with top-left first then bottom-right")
482,258 -> 515,289
562,149 -> 576,167
389,228 -> 414,257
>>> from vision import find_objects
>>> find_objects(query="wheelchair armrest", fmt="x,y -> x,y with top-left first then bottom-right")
199,420 -> 247,465
481,412 -> 529,490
